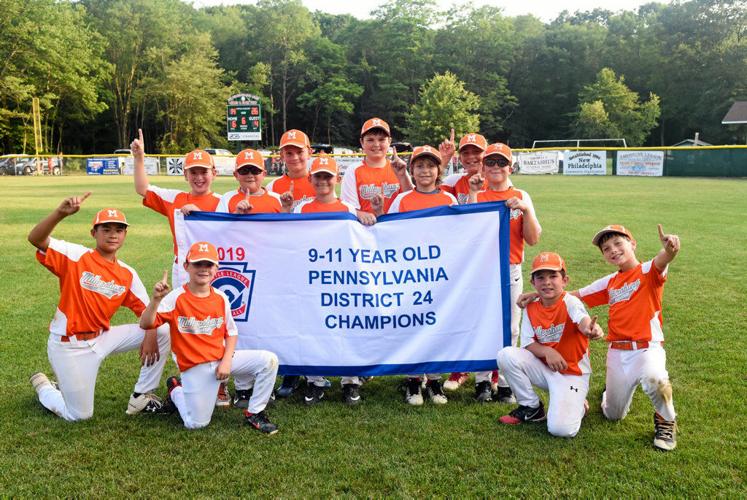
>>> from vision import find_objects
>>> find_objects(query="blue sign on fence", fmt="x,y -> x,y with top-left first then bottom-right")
86,158 -> 120,175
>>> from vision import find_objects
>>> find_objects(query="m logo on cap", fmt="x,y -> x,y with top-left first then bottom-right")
199,243 -> 208,252
373,119 -> 381,126
540,253 -> 549,262
193,152 -> 202,160
467,134 -> 477,142
244,152 -> 254,159
107,209 -> 118,218
287,131 -> 296,139
319,157 -> 329,165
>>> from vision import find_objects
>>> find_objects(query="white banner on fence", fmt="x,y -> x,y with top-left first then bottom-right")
516,151 -> 560,174
616,150 -> 664,177
174,204 -> 511,376
120,156 -> 159,175
563,150 -> 607,175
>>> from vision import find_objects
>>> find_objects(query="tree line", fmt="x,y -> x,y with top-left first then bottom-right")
1,0 -> 746,155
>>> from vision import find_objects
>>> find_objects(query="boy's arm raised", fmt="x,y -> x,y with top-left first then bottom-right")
140,271 -> 170,330
131,128 -> 149,197
28,192 -> 91,251
653,224 -> 681,271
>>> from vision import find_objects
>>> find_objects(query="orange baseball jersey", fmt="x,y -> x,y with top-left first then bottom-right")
294,198 -> 356,214
216,188 -> 282,214
265,174 -> 315,211
340,159 -> 402,213
150,285 -> 237,372
387,189 -> 457,213
36,238 -> 149,336
476,186 -> 536,265
441,173 -> 487,205
521,292 -> 591,376
143,186 -> 220,257
578,260 -> 667,343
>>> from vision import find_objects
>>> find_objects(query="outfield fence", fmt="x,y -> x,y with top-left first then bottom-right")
2,146 -> 746,178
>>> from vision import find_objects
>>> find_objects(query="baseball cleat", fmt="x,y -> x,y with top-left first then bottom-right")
303,384 -> 325,406
443,372 -> 469,391
426,379 -> 448,405
232,389 -> 251,409
475,381 -> 493,402
275,375 -> 302,398
404,378 -> 424,406
499,402 -> 547,425
126,392 -> 164,415
653,412 -> 677,451
216,381 -> 231,407
29,372 -> 54,394
244,410 -> 278,434
342,383 -> 362,406
496,386 -> 517,404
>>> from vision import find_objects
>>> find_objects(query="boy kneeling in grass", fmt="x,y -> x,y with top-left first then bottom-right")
140,241 -> 279,433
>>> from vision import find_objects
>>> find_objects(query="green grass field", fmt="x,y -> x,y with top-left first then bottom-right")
1,174 -> 746,497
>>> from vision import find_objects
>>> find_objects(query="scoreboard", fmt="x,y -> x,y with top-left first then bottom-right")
227,94 -> 261,141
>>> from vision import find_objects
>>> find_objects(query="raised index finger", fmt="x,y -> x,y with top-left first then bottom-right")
449,128 -> 455,143
589,315 -> 598,331
162,269 -> 168,284
289,180 -> 294,194
80,192 -> 92,203
657,224 -> 665,241
138,128 -> 144,142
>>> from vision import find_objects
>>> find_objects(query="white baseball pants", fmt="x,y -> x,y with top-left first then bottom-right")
497,346 -> 589,438
171,349 -> 278,429
477,264 -> 523,385
602,343 -> 676,422
37,324 -> 170,421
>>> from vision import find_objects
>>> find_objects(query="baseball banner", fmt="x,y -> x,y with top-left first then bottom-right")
516,151 -> 560,174
616,150 -> 664,176
563,151 -> 607,175
174,203 -> 511,376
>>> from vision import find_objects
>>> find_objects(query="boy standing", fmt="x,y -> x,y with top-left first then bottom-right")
468,143 -> 542,403
497,252 -> 604,437
217,148 -> 282,214
578,224 -> 681,450
140,241 -> 279,433
295,155 -> 370,406
439,132 -> 488,206
28,194 -> 170,420
340,117 -> 413,225
266,129 -> 316,211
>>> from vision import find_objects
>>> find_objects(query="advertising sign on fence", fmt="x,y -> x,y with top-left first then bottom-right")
563,151 -> 606,175
616,151 -> 664,176
86,158 -> 120,175
120,156 -> 159,175
166,157 -> 183,176
516,151 -> 559,174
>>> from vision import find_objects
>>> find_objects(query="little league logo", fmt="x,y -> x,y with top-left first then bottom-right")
211,262 -> 256,322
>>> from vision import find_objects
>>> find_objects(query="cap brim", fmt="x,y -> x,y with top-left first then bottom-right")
184,163 -> 212,169
485,152 -> 511,162
93,220 -> 129,227
188,257 -> 219,265
235,162 -> 264,171
361,126 -> 390,137
532,265 -> 564,273
280,141 -> 309,149
311,168 -> 337,176
459,143 -> 486,151
592,229 -> 630,246
412,152 -> 441,163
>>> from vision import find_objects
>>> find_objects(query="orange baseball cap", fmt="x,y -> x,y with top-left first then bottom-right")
459,133 -> 487,151
531,252 -> 566,273
483,143 -> 512,163
280,129 -> 310,149
186,241 -> 219,265
92,208 -> 129,227
592,225 -> 635,247
310,154 -> 338,175
360,117 -> 390,137
235,149 -> 264,171
184,149 -> 214,169
411,145 -> 442,164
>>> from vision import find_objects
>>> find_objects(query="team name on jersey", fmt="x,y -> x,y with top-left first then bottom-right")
360,182 -> 399,200
292,195 -> 313,210
79,271 -> 126,299
177,315 -> 224,335
457,193 -> 469,205
608,279 -> 640,305
533,323 -> 564,343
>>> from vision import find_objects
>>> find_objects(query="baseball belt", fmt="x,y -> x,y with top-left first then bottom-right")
609,340 -> 659,350
60,330 -> 103,342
